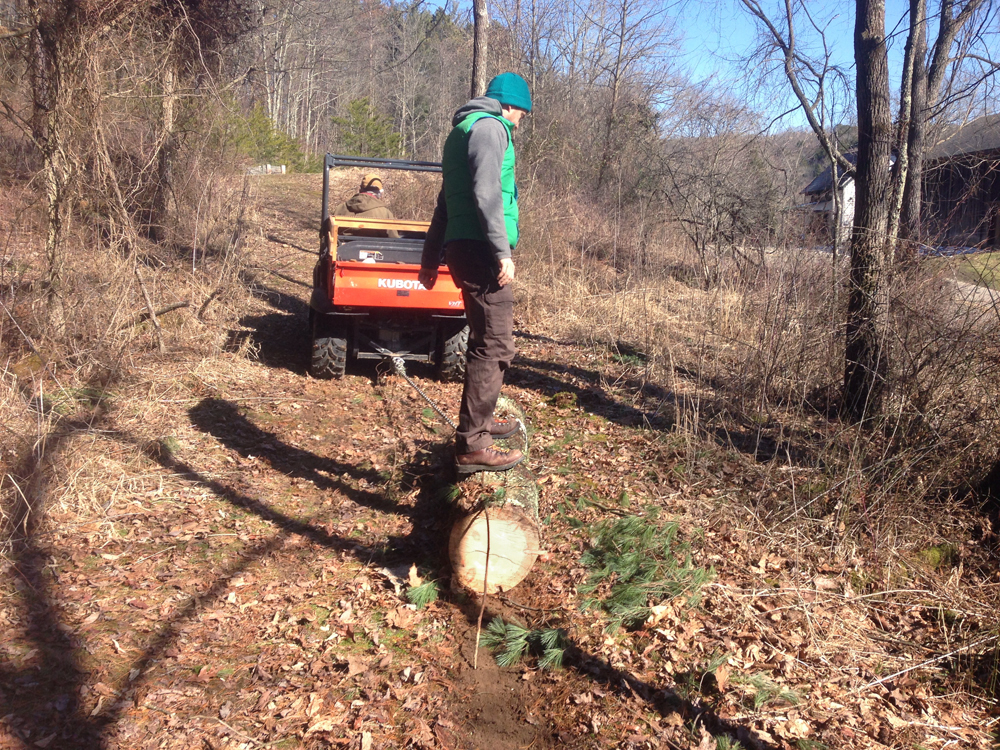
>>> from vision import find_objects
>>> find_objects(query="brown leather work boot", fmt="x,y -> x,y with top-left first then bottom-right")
455,446 -> 525,476
489,417 -> 520,440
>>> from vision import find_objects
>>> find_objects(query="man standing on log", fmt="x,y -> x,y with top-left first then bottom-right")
419,72 -> 531,475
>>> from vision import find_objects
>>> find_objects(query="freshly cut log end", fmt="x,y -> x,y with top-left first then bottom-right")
449,504 -> 540,594
449,394 -> 541,593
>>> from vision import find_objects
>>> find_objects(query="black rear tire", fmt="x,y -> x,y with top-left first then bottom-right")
311,318 -> 347,379
438,325 -> 469,382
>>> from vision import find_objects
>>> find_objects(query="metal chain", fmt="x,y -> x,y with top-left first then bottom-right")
358,333 -> 458,430
390,356 -> 458,430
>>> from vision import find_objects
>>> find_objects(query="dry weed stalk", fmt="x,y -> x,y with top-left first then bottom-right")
1,160 -> 253,556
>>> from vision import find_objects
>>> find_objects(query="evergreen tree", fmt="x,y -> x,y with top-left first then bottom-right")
332,98 -> 403,158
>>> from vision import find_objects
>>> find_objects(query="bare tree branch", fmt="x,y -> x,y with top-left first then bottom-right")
738,0 -> 856,179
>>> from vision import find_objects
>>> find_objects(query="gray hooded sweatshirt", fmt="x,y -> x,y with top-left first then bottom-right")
421,96 -> 512,270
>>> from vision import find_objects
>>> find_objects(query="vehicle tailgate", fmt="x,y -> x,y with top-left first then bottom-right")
332,261 -> 465,312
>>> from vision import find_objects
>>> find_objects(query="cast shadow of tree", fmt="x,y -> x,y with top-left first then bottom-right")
0,397 -> 775,750
448,585 -> 780,749
507,355 -> 679,431
510,342 -> 823,467
228,279 -> 311,374
232,280 -> 391,381
185,397 -> 453,560
175,397 -> 783,750
265,233 -> 316,255
2,532 -> 105,747
0,398 -> 452,748
1,419 -> 117,748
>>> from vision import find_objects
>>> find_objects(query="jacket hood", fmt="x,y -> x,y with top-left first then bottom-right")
452,96 -> 503,126
345,193 -> 386,213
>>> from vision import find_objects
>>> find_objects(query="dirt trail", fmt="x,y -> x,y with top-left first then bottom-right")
0,173 -> 995,750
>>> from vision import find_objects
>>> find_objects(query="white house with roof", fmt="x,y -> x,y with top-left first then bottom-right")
799,113 -> 1000,252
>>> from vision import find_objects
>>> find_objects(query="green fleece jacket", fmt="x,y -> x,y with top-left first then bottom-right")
421,96 -> 518,269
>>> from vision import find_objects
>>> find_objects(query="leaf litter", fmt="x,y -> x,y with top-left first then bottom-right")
0,174 -> 996,750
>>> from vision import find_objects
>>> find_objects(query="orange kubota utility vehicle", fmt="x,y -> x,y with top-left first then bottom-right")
308,155 -> 468,380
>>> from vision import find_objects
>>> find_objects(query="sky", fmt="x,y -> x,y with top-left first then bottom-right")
675,0 -> 917,130
439,0 -> 984,132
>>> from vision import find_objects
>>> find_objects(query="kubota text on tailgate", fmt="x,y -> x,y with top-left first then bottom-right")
377,278 -> 427,290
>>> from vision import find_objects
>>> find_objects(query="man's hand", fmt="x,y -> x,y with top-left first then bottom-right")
418,267 -> 438,290
497,258 -> 515,287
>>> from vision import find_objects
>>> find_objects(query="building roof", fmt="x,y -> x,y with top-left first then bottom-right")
802,152 -> 858,195
926,113 -> 1000,160
801,114 -> 1000,195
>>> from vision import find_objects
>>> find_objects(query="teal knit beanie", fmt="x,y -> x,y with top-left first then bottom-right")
485,72 -> 532,112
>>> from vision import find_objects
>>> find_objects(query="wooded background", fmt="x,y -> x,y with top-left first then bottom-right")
1,0 -> 999,435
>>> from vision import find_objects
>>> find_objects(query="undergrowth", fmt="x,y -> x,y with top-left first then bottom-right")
578,512 -> 713,631
479,618 -> 568,669
731,672 -> 802,710
406,581 -> 440,608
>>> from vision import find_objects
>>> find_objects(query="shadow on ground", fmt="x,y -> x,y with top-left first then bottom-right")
507,355 -> 678,430
0,394 -> 456,748
1,420 -> 116,748
178,397 -> 782,749
229,280 -> 312,374
265,233 -> 316,255
0,391 -> 783,749
511,335 -> 826,467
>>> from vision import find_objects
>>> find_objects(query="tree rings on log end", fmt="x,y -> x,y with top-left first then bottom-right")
449,505 -> 540,594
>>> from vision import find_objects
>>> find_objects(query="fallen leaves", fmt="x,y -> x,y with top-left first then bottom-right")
386,606 -> 420,630
813,575 -> 841,592
304,710 -> 347,735
0,175 -> 993,750
344,655 -> 369,677
408,717 -> 435,749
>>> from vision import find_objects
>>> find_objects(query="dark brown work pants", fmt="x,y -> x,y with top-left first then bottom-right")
445,240 -> 515,454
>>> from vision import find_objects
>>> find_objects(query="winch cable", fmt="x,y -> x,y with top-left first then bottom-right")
359,333 -> 458,430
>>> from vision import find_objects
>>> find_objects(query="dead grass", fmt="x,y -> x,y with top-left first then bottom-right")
516,196 -> 1000,708
0,168 -> 257,557
1,172 -> 998,747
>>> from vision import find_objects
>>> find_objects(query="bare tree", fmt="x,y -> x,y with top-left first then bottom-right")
841,0 -> 894,421
19,0 -> 88,330
585,0 -> 679,190
656,91 -> 783,288
896,0 -> 994,252
472,0 -> 489,97
740,0 -> 998,422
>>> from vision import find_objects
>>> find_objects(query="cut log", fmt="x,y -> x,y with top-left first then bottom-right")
449,395 -> 541,594
448,504 -> 540,594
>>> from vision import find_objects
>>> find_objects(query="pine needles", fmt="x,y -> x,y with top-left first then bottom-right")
578,513 -> 712,631
406,581 -> 439,608
479,618 -> 567,669
732,672 -> 802,709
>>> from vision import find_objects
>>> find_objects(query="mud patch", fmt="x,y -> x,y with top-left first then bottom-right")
453,633 -> 548,750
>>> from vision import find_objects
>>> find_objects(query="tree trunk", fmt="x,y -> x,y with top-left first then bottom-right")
471,0 -> 489,99
449,396 -> 541,594
843,0 -> 893,423
596,3 -> 627,191
900,0 -> 986,258
885,0 -> 926,268
150,53 -> 179,243
898,0 -> 928,257
28,1 -> 82,334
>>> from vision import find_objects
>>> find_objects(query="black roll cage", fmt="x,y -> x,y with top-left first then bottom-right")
321,154 -> 442,234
